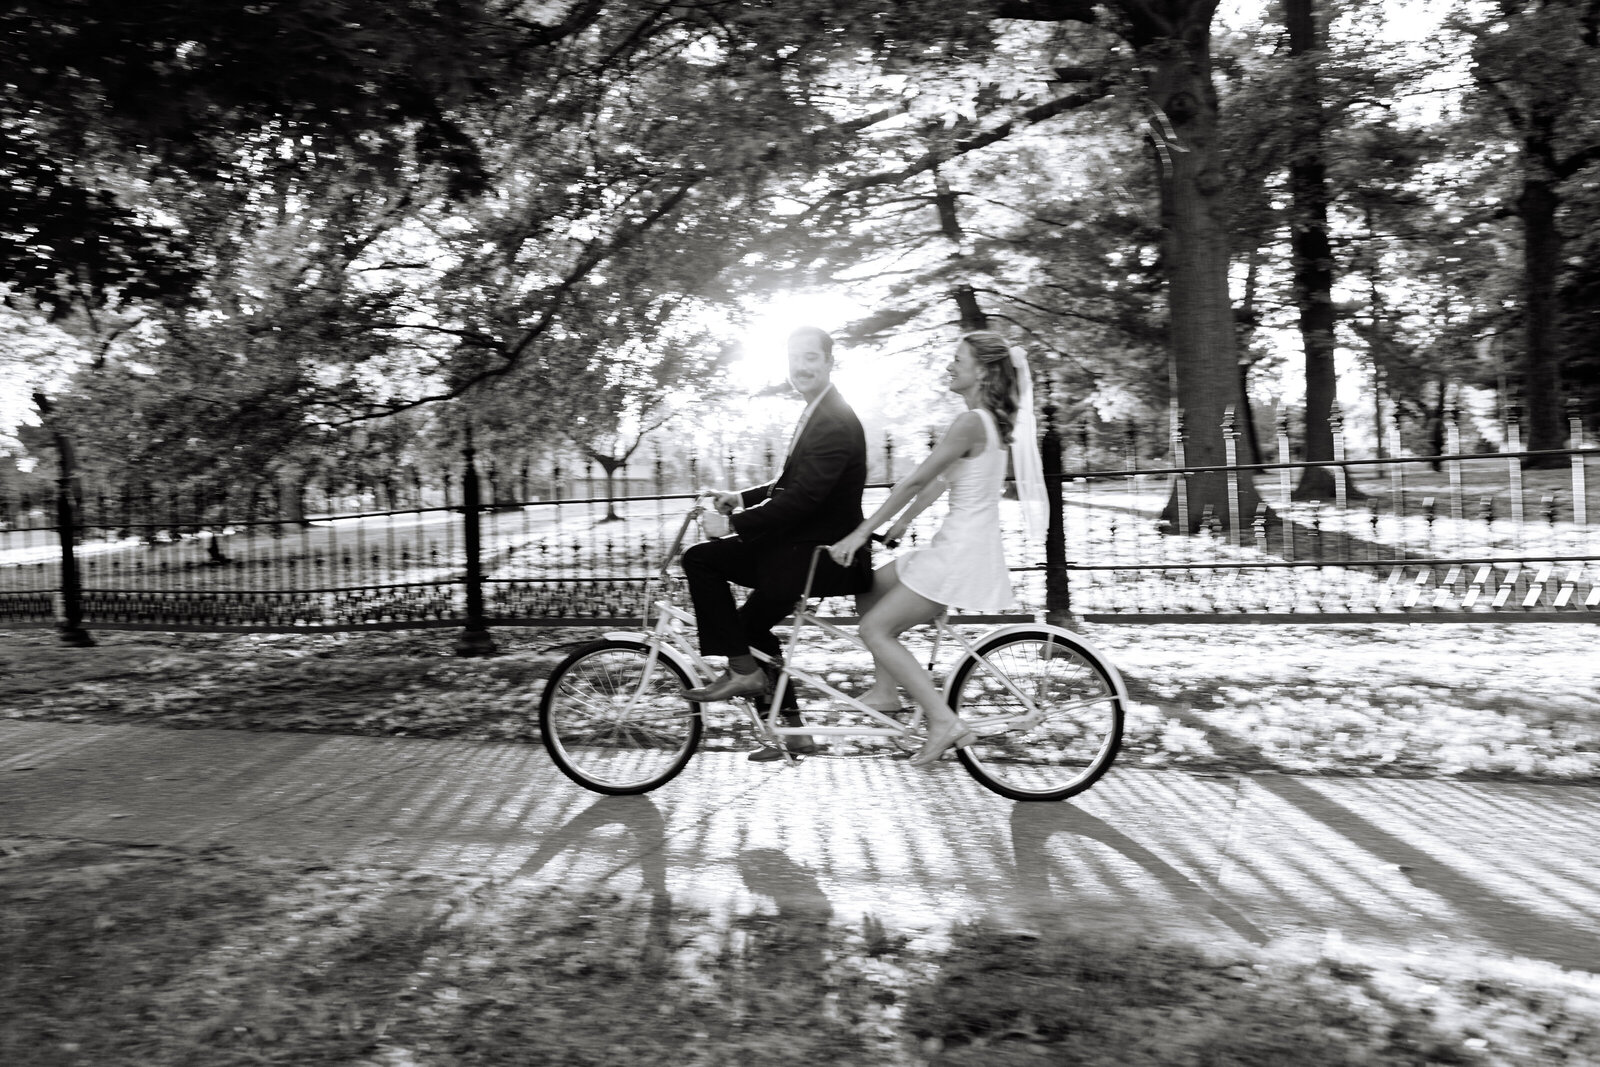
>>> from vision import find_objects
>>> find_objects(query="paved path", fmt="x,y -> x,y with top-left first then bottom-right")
4,720 -> 1599,973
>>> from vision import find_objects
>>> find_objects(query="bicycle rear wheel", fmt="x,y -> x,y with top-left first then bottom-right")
540,638 -> 704,795
947,628 -> 1124,801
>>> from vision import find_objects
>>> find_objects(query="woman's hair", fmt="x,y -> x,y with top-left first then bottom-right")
959,330 -> 1020,444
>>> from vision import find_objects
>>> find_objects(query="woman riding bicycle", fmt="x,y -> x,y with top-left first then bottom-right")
827,330 -> 1047,767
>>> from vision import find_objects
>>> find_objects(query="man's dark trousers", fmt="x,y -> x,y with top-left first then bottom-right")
682,537 -> 866,710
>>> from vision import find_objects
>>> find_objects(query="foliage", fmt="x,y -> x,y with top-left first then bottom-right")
9,0 -> 1597,507
0,0 -> 526,318
1449,0 -> 1600,449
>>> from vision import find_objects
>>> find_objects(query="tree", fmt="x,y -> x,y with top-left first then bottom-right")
1283,0 -> 1342,499
988,1 -> 1262,530
0,0 -> 548,317
786,69 -> 1170,441
3,0 -> 590,489
1460,0 -> 1600,464
16,3 -> 912,486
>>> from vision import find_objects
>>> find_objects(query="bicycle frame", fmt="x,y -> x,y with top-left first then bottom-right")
613,516 -> 1083,759
544,501 -> 1127,799
758,601 -> 1069,745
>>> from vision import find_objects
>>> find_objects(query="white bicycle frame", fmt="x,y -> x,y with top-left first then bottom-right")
598,499 -> 1129,764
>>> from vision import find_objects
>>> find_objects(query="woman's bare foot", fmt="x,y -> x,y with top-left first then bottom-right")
910,719 -> 976,767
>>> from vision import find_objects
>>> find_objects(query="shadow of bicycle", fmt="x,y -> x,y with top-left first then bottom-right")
1009,800 -> 1267,945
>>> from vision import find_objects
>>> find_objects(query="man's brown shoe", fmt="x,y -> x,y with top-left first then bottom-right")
684,669 -> 769,702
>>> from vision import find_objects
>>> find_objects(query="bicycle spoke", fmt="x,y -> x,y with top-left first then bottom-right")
541,641 -> 702,794
949,630 -> 1123,800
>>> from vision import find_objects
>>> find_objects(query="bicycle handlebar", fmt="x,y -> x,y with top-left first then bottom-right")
799,532 -> 900,602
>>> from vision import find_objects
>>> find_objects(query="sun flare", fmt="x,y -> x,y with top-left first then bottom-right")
729,291 -> 868,391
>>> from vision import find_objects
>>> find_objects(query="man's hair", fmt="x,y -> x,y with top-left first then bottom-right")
788,325 -> 834,362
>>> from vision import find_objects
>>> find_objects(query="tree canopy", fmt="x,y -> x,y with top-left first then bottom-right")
4,0 -> 1597,518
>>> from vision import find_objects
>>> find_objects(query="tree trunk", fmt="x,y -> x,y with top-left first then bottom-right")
1237,356 -> 1263,471
1145,30 -> 1263,533
1286,0 -> 1340,501
599,459 -> 623,522
934,165 -> 990,332
584,452 -> 627,522
952,284 -> 989,331
282,479 -> 309,526
1428,374 -> 1449,471
1518,175 -> 1566,466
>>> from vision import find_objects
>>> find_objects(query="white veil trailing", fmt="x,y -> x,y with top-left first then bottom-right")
1008,346 -> 1049,547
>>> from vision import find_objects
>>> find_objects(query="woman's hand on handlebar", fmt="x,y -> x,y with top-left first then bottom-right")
827,527 -> 871,566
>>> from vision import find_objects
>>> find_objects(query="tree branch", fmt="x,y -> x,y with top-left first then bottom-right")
364,322 -> 501,346
975,286 -> 1160,343
992,1 -> 1102,23
1557,141 -> 1600,180
1477,75 -> 1527,135
981,312 -> 1100,376
1116,0 -> 1175,40
823,81 -> 1114,202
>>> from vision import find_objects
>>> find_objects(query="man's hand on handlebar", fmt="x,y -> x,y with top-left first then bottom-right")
709,490 -> 742,516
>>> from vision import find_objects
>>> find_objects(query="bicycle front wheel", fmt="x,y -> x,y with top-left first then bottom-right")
947,628 -> 1124,801
540,639 -> 704,795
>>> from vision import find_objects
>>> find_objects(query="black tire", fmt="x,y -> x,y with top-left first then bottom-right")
947,628 -> 1124,801
539,639 -> 704,795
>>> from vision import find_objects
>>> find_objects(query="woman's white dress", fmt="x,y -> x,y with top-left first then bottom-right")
895,408 -> 1017,612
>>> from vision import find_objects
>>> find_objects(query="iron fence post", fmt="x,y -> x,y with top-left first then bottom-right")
1331,402 -> 1349,514
33,393 -> 92,646
1569,399 -> 1587,528
1171,406 -> 1190,536
455,428 -> 496,656
1506,401 -> 1524,537
1276,411 -> 1293,559
1446,403 -> 1463,522
1223,406 -> 1241,548
1043,394 -> 1070,625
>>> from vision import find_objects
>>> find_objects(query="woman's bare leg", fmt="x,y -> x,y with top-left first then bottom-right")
856,577 -> 973,763
853,563 -> 905,710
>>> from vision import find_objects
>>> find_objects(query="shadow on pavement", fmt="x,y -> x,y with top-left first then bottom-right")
1009,800 -> 1268,945
1251,774 -> 1600,973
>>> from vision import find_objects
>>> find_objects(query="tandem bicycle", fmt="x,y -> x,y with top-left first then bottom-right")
538,498 -> 1128,801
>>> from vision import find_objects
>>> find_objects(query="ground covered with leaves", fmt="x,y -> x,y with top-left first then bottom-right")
4,836 -> 1597,1067
5,623 -> 1599,1063
3,622 -> 1596,781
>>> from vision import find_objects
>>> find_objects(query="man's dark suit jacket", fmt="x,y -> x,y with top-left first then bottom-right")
728,384 -> 871,596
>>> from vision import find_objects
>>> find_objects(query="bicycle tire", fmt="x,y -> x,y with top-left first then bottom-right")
539,638 -> 704,795
947,628 -> 1124,801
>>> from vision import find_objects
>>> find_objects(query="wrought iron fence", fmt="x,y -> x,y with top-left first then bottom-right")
4,406 -> 1596,648
1057,406 -> 1599,623
0,433 -> 961,643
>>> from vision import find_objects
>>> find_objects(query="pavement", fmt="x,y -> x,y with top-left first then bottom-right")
4,718 -> 1600,975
